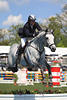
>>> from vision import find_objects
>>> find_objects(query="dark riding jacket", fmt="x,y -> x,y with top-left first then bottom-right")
18,22 -> 42,38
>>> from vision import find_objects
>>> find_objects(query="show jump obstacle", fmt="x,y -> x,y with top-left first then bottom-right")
0,60 -> 67,86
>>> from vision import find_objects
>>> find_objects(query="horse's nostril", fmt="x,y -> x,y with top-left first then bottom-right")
51,48 -> 56,52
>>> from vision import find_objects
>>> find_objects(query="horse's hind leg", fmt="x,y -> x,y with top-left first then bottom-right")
40,67 -> 49,87
38,64 -> 48,86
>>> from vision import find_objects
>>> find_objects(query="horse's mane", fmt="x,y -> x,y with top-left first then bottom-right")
29,31 -> 45,43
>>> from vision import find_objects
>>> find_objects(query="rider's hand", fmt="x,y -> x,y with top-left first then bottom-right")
33,33 -> 35,37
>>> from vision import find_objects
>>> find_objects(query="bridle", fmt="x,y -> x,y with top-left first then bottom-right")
49,43 -> 55,48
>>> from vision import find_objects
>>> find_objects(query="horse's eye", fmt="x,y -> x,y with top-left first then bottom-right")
46,37 -> 48,40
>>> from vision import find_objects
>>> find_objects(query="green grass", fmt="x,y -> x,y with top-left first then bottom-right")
0,83 -> 67,94
0,83 -> 47,93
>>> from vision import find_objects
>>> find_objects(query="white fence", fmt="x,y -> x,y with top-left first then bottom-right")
0,94 -> 67,100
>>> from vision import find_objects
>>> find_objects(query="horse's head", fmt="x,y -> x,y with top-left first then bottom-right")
45,29 -> 56,52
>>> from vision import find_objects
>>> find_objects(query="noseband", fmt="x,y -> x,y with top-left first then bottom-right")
49,43 -> 55,48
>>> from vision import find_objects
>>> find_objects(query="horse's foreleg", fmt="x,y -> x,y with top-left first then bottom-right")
45,61 -> 53,87
40,68 -> 45,82
45,61 -> 52,76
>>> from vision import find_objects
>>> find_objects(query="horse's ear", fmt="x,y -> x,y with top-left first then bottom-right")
51,29 -> 54,33
51,29 -> 54,35
45,28 -> 48,32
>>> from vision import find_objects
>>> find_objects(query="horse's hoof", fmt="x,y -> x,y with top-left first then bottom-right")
12,67 -> 18,72
48,82 -> 53,87
8,67 -> 18,73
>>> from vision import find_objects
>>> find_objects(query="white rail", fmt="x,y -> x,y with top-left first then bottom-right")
0,94 -> 67,100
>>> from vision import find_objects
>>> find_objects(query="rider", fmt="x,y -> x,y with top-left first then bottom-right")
16,14 -> 42,63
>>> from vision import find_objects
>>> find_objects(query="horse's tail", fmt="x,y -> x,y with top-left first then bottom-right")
8,43 -> 19,68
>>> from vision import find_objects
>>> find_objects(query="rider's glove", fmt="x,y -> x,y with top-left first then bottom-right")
33,33 -> 35,37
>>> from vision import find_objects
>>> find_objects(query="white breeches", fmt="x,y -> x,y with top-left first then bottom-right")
21,38 -> 27,47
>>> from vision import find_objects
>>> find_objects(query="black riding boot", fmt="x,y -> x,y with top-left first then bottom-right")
16,41 -> 28,67
12,45 -> 25,72
16,44 -> 23,56
16,44 -> 24,66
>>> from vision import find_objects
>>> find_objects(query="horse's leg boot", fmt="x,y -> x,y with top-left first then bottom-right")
48,75 -> 53,87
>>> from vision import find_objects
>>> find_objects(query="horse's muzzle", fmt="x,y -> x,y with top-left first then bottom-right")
50,45 -> 56,52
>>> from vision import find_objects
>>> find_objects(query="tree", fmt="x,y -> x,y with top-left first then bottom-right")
8,24 -> 23,45
0,40 -> 9,45
57,13 -> 67,36
48,16 -> 63,46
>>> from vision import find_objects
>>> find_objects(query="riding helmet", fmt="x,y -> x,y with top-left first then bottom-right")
28,15 -> 36,21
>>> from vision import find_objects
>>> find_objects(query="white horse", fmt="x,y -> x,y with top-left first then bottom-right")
8,30 -> 56,84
